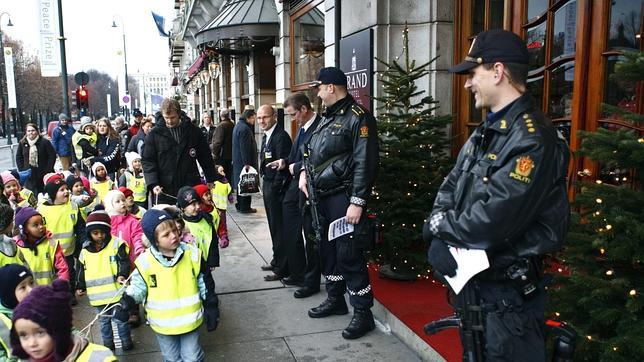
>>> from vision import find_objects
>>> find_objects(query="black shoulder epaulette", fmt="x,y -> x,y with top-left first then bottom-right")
351,104 -> 366,117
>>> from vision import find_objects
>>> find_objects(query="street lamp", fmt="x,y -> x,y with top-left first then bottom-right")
112,16 -> 129,122
0,12 -> 13,145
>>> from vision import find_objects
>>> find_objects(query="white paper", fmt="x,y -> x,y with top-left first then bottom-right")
328,217 -> 354,241
444,247 -> 490,295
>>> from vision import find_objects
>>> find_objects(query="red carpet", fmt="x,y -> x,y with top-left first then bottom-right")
369,265 -> 462,361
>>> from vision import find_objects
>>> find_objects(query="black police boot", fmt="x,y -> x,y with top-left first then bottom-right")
308,297 -> 348,318
341,308 -> 375,339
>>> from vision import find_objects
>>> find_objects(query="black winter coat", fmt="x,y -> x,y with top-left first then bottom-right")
142,111 -> 217,199
15,136 -> 56,193
91,135 -> 122,174
231,118 -> 258,188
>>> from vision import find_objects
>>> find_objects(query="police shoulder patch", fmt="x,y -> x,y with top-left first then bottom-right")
359,125 -> 369,138
508,155 -> 535,184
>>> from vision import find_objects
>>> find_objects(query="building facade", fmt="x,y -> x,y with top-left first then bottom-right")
130,72 -> 172,115
169,0 -> 643,185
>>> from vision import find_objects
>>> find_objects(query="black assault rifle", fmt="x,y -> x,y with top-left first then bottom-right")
302,146 -> 325,244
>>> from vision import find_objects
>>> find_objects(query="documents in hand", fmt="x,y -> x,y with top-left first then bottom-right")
444,247 -> 490,294
328,217 -> 354,241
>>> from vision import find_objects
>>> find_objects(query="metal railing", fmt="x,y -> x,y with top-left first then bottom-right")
0,142 -> 18,168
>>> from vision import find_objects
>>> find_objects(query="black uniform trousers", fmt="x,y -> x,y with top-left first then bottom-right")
301,203 -> 321,289
319,192 -> 373,309
279,178 -> 306,279
262,177 -> 287,275
465,278 -> 546,361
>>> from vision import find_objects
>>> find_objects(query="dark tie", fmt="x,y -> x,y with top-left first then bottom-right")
261,133 -> 267,155
294,127 -> 305,154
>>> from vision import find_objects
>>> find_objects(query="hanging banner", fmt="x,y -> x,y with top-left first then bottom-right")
38,0 -> 60,77
3,48 -> 17,109
340,29 -> 373,112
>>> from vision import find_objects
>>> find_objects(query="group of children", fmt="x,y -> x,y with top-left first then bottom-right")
0,154 -> 235,361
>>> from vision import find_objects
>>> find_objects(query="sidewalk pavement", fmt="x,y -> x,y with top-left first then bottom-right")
72,194 -> 425,361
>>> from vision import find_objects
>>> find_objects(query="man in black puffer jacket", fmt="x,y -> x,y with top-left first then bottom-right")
142,98 -> 218,205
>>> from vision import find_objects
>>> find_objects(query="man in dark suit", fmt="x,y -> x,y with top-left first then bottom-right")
232,108 -> 258,213
257,104 -> 293,282
268,93 -> 322,296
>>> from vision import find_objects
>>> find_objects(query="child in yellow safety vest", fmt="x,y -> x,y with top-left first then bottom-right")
76,211 -> 134,351
1,171 -> 36,209
66,174 -> 100,221
11,279 -> 117,361
90,162 -> 114,203
119,152 -> 147,208
213,166 -> 233,246
119,187 -> 146,220
115,209 -> 216,361
0,264 -> 35,362
38,178 -> 87,299
0,205 -> 26,268
13,207 -> 69,285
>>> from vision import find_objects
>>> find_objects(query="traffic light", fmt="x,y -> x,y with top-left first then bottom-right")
77,86 -> 89,111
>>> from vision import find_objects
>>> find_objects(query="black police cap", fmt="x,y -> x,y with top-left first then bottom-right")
309,67 -> 348,88
449,29 -> 529,74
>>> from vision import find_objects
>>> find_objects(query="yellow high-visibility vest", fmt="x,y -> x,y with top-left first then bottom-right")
0,313 -> 11,357
19,238 -> 58,285
17,188 -> 36,208
80,195 -> 101,221
39,201 -> 78,256
75,342 -> 117,362
209,208 -> 221,230
212,181 -> 231,210
91,179 -> 114,205
72,132 -> 97,160
79,237 -> 128,306
183,218 -> 214,261
135,244 -> 203,335
124,171 -> 147,203
0,241 -> 27,268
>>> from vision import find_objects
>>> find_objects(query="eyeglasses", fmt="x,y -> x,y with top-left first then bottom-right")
287,110 -> 299,117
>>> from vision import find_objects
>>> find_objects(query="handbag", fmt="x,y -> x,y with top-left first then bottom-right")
238,166 -> 260,196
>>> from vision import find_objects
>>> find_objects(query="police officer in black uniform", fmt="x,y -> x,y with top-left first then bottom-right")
424,30 -> 570,361
299,67 -> 379,340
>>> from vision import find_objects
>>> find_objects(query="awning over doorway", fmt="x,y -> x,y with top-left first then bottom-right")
187,53 -> 206,78
195,0 -> 279,52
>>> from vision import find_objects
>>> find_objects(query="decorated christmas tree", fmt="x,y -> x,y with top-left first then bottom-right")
369,25 -> 453,280
549,51 -> 644,359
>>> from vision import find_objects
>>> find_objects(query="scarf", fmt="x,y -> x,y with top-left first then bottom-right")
26,136 -> 39,167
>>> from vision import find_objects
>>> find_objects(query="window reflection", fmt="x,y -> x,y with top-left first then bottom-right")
527,22 -> 546,69
527,76 -> 544,105
607,0 -> 642,51
292,5 -> 325,86
473,0 -> 485,35
549,62 -> 575,118
489,0 -> 504,30
603,55 -> 638,118
552,1 -> 577,61
527,0 -> 547,22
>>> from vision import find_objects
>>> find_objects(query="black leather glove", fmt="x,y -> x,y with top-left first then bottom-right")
427,238 -> 458,277
114,294 -> 135,322
203,295 -> 220,332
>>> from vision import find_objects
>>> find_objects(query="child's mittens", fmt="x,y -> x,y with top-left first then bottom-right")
219,236 -> 229,249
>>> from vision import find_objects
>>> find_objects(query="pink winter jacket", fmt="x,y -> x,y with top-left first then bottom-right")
110,213 -> 145,265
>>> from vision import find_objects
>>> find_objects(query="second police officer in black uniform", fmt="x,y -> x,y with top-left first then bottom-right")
424,30 -> 570,360
299,67 -> 379,340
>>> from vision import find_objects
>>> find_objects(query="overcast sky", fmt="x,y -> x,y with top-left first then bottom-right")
0,0 -> 175,78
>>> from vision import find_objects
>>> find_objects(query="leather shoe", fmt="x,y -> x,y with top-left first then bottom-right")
294,286 -> 320,299
263,273 -> 282,282
239,208 -> 257,214
282,276 -> 304,286
260,264 -> 274,271
308,297 -> 348,318
342,308 -> 375,339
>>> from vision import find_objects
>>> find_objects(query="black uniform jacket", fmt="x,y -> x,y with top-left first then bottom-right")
427,93 -> 570,268
307,95 -> 379,200
142,111 -> 217,197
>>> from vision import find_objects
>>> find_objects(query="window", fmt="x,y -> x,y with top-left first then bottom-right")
290,0 -> 325,90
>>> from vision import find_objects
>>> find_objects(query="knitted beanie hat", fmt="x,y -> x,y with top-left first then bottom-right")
193,184 -> 210,198
118,186 -> 134,199
0,171 -> 19,189
103,190 -> 125,216
91,162 -> 106,177
141,209 -> 173,246
65,174 -> 83,190
44,177 -> 66,202
176,186 -> 200,209
0,264 -> 33,309
125,152 -> 142,171
85,210 -> 112,236
14,207 -> 41,236
42,172 -> 63,186
11,280 -> 73,360
0,204 -> 14,231
80,116 -> 94,132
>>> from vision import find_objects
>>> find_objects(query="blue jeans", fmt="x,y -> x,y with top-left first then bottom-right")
155,329 -> 204,362
96,305 -> 132,346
